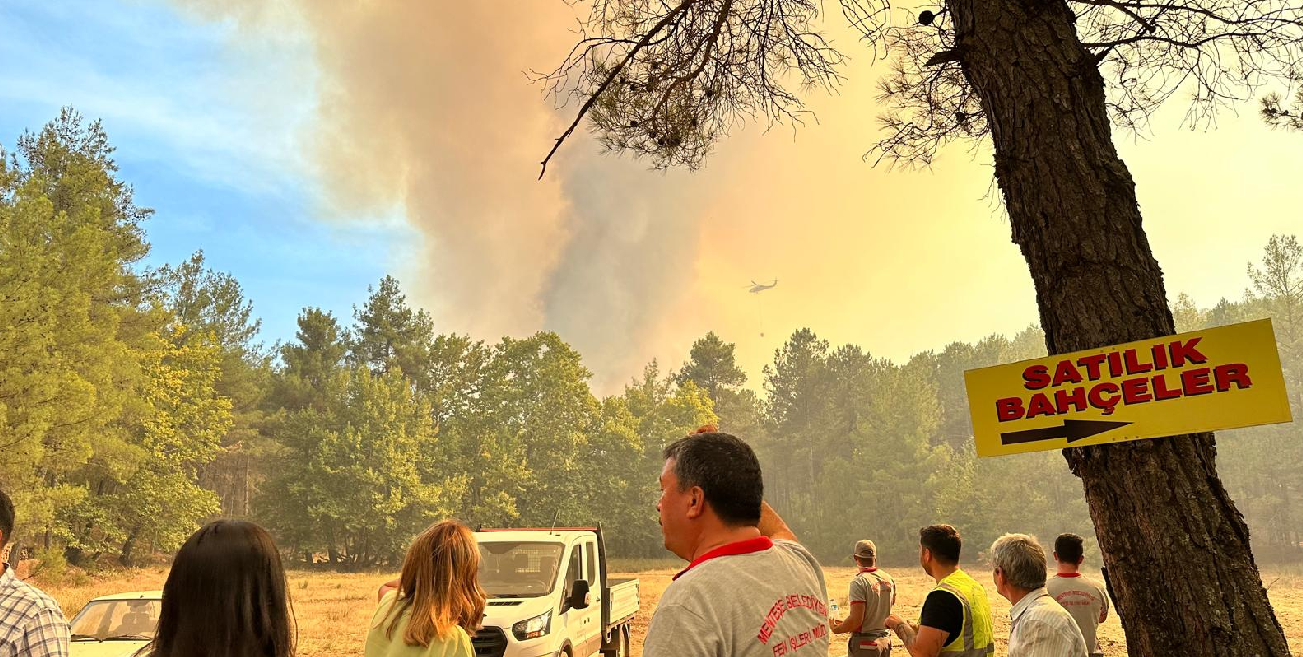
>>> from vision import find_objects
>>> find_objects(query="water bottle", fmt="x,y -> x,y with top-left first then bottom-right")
829,597 -> 840,620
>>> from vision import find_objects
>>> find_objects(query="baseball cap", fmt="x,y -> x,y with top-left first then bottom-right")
853,539 -> 877,559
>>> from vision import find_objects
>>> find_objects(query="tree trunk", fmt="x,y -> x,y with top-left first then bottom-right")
120,533 -> 137,567
946,0 -> 1289,654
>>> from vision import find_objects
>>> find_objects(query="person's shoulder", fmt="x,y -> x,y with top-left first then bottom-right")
678,538 -> 817,586
665,561 -> 739,606
772,538 -> 809,555
1082,575 -> 1108,594
1034,594 -> 1080,621
647,597 -> 713,635
377,589 -> 400,609
852,569 -> 894,585
919,589 -> 963,633
370,590 -> 402,624
923,588 -> 959,607
425,624 -> 474,655
661,569 -> 709,604
1045,576 -> 1069,595
451,624 -> 474,646
1050,574 -> 1106,596
1025,607 -> 1085,645
2,576 -> 64,618
771,539 -> 820,568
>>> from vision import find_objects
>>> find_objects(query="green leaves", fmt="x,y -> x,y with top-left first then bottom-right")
0,110 -> 233,563
261,363 -> 457,566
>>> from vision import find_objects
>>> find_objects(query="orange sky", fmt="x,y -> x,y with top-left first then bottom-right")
182,1 -> 1303,393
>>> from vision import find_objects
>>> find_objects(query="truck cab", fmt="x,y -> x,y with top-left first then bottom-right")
473,527 -> 638,657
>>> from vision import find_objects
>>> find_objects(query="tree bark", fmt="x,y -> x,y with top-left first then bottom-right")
946,0 -> 1289,654
119,532 -> 137,567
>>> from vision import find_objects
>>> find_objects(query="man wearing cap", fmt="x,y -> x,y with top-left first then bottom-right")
830,540 -> 895,656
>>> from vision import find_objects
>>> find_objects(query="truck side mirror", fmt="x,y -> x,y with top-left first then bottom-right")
568,579 -> 591,610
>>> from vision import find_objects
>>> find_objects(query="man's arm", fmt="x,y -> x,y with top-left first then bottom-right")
834,575 -> 870,634
1098,583 -> 1110,623
18,609 -> 70,657
887,590 -> 960,657
901,625 -> 949,657
1101,566 -> 1121,618
884,616 -> 948,657
831,602 -> 866,634
758,501 -> 797,542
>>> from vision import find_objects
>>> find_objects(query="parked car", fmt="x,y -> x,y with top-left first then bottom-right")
68,590 -> 161,657
474,527 -> 639,657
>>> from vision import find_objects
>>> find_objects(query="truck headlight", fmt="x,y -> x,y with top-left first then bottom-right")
512,609 -> 552,641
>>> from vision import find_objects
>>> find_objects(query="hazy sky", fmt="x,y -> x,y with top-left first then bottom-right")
3,1 -> 1299,393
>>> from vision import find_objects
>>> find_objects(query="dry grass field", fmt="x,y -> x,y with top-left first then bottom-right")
40,564 -> 1303,656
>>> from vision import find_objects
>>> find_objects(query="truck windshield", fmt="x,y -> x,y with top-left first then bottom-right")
478,541 -> 565,598
69,599 -> 160,640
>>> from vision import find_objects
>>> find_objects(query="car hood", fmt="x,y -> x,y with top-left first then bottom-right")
70,640 -> 151,657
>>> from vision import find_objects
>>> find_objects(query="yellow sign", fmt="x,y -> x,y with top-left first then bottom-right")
965,319 -> 1293,457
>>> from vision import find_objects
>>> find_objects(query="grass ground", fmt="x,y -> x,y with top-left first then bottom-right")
41,564 -> 1303,656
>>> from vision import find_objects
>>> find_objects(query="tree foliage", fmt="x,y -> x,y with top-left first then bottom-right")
538,0 -> 1303,172
0,111 -> 228,564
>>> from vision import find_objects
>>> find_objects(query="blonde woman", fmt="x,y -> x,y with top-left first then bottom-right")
366,521 -> 486,657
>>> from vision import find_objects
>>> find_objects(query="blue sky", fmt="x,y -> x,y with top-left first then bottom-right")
0,0 -> 417,348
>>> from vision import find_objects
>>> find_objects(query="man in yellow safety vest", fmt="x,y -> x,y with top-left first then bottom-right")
885,525 -> 995,657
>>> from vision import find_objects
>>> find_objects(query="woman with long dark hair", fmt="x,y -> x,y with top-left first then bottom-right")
365,520 -> 485,657
141,520 -> 295,657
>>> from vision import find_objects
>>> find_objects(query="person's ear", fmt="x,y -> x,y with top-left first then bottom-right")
685,486 -> 705,520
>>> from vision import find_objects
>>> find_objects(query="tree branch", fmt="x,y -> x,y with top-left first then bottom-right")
925,48 -> 962,66
539,0 -> 700,180
1085,30 -> 1271,51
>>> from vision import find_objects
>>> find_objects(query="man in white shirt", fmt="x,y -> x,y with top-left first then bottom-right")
642,426 -> 830,657
1046,533 -> 1109,657
989,533 -> 1086,657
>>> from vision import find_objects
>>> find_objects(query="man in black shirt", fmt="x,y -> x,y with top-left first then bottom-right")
885,525 -> 995,657
917,589 -> 963,647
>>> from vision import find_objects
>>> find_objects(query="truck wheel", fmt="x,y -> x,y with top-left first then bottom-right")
600,629 -> 629,657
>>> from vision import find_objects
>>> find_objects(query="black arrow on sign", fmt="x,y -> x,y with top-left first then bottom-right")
1000,419 -> 1132,446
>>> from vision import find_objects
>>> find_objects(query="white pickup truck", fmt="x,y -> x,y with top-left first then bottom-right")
472,527 -> 639,657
